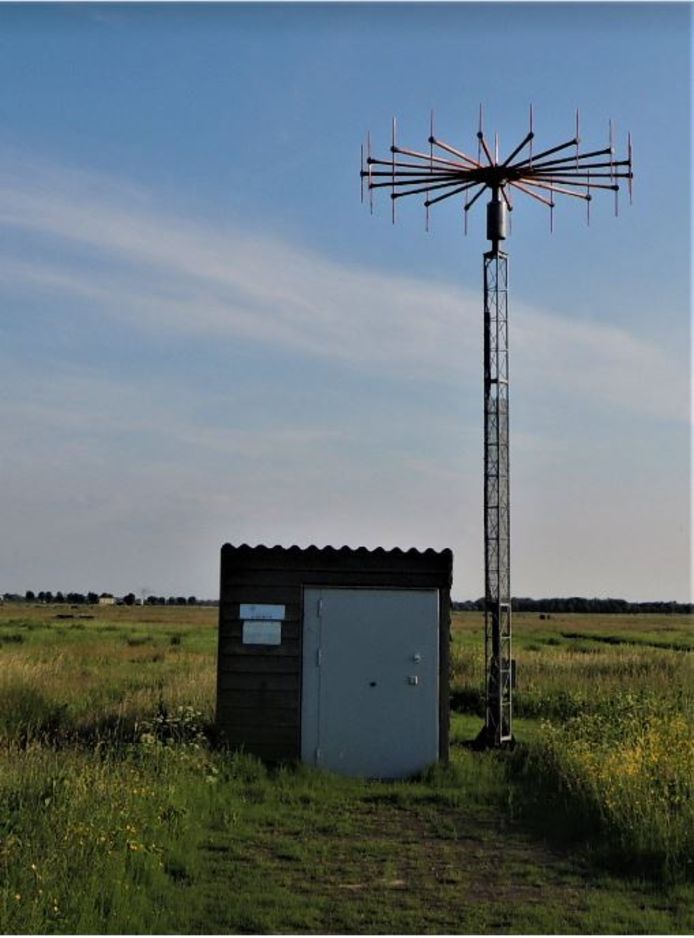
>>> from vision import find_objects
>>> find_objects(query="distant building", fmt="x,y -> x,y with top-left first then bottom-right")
98,594 -> 115,606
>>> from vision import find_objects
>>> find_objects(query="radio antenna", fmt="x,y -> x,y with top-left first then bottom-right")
360,107 -> 633,747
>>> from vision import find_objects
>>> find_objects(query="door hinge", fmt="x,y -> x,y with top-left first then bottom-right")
317,598 -> 323,617
316,648 -> 322,667
315,747 -> 321,763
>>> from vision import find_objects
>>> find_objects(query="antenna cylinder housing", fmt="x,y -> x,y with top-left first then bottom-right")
487,197 -> 507,243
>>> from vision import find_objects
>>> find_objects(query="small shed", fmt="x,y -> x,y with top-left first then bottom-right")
216,543 -> 452,778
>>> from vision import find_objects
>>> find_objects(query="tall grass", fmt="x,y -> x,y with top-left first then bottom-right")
451,613 -> 694,881
0,606 -> 221,931
450,614 -> 692,720
511,692 -> 694,881
0,627 -> 216,745
0,733 -> 259,933
514,645 -> 691,721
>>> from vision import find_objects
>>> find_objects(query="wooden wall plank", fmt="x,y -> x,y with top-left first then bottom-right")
221,570 -> 448,591
218,710 -> 298,729
219,585 -> 302,604
219,740 -> 298,763
219,725 -> 298,745
218,672 -> 299,692
218,690 -> 298,711
219,656 -> 302,674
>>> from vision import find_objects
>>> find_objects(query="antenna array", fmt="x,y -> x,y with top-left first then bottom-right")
361,107 -> 633,234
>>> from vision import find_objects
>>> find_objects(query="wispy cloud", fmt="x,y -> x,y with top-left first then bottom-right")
0,153 -> 689,600
0,152 -> 688,423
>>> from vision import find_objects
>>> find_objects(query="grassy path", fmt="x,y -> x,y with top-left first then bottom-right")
182,754 -> 694,935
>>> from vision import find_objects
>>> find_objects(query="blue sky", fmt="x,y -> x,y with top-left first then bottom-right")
0,2 -> 690,601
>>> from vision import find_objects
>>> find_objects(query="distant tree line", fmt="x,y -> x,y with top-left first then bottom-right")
452,597 -> 693,615
3,591 -> 688,614
2,591 -> 217,606
142,595 -> 200,606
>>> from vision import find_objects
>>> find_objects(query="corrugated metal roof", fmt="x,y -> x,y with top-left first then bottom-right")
222,543 -> 452,559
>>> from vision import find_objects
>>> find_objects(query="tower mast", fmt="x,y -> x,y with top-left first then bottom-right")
483,187 -> 512,744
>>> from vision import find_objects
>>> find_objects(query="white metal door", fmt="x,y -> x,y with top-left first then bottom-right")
301,587 -> 439,778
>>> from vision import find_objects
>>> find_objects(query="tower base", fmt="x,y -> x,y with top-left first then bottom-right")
472,723 -> 516,751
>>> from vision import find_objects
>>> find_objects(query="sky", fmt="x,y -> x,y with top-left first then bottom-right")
0,2 -> 690,602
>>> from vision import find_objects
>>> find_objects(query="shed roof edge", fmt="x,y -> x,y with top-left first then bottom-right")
221,542 -> 452,560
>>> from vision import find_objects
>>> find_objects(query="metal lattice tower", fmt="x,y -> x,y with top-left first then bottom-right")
360,107 -> 633,747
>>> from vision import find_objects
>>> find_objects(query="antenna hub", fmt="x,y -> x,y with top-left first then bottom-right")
487,196 -> 507,244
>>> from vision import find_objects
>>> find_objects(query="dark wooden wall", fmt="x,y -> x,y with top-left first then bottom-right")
216,544 -> 453,763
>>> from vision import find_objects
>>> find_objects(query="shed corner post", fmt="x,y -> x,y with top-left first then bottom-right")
215,544 -> 231,738
439,552 -> 453,765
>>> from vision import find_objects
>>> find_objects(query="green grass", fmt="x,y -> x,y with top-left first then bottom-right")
0,602 -> 692,933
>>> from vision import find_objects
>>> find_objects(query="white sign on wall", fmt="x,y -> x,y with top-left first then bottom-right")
242,620 -> 282,645
239,604 -> 286,621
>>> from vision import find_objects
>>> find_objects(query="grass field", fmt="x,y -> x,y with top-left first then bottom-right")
0,601 -> 692,934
